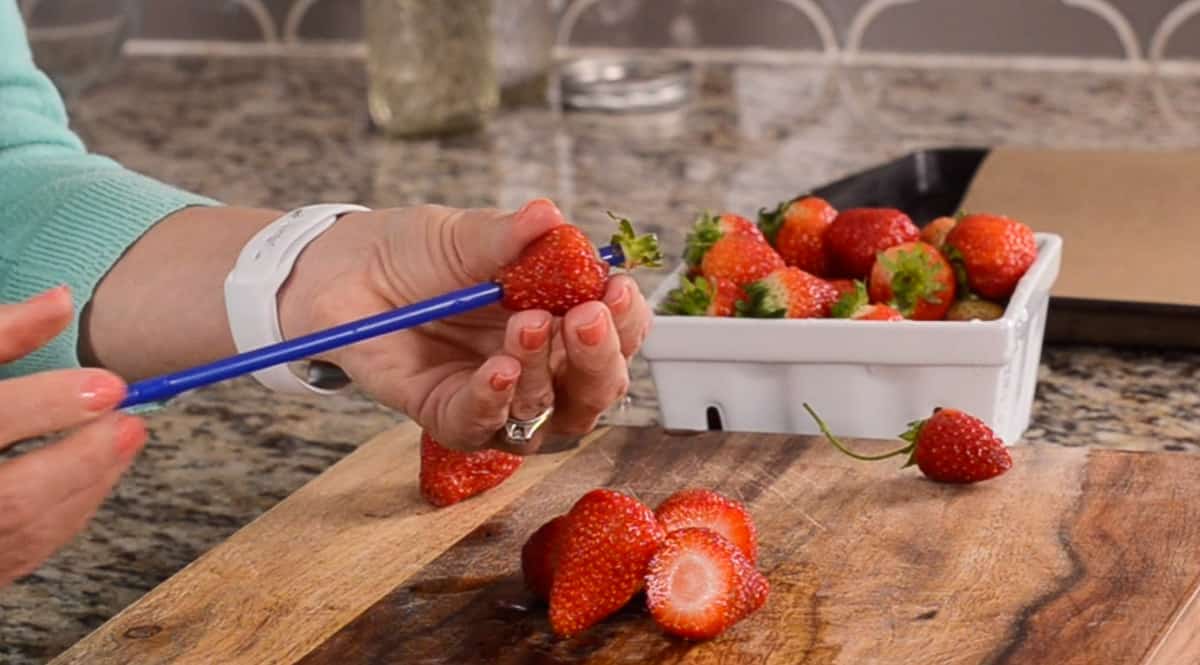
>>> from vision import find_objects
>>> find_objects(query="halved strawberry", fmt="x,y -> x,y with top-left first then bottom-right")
684,211 -> 765,270
757,196 -> 837,276
658,276 -> 744,317
549,489 -> 666,637
868,241 -> 956,321
497,215 -> 661,315
700,233 -> 784,288
735,267 -> 838,319
419,432 -> 523,508
655,489 -> 758,564
826,208 -> 919,278
521,515 -> 567,601
645,528 -> 770,640
831,282 -> 904,321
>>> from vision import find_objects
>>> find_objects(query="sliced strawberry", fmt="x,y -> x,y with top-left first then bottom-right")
658,275 -> 744,317
521,515 -> 567,601
646,528 -> 770,640
736,267 -> 838,319
684,211 -> 765,270
700,234 -> 784,288
655,489 -> 758,564
497,215 -> 661,315
549,489 -> 666,637
418,432 -> 523,508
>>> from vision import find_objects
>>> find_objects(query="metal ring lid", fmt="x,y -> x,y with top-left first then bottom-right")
559,57 -> 693,112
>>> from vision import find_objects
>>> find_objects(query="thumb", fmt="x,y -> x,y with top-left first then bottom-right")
449,198 -> 565,282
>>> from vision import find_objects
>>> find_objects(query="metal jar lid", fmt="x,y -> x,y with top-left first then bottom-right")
558,57 -> 693,112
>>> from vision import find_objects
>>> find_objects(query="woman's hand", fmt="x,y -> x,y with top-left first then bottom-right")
0,287 -> 147,588
278,199 -> 653,452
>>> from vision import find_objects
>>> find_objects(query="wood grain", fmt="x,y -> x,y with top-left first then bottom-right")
55,427 -> 1200,665
49,423 -> 609,665
295,430 -> 1200,665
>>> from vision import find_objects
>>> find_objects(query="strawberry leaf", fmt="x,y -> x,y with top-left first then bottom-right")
756,201 -> 788,246
831,280 -> 868,318
658,276 -> 714,316
609,212 -> 664,269
734,280 -> 786,318
884,245 -> 951,316
683,211 -> 724,268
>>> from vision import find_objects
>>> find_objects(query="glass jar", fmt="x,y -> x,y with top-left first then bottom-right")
364,0 -> 499,138
492,0 -> 555,106
23,0 -> 141,101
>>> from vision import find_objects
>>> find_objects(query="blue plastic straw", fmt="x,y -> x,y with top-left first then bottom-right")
119,245 -> 624,408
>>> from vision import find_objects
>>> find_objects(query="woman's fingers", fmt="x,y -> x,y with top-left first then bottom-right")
503,310 -> 554,420
0,414 -> 145,587
0,369 -> 126,449
553,302 -> 629,437
424,355 -> 520,451
603,275 -> 652,359
0,286 -> 74,364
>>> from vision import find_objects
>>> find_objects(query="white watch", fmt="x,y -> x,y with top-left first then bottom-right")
224,204 -> 370,394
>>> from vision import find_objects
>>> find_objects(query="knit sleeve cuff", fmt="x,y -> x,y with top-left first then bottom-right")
0,169 -> 220,379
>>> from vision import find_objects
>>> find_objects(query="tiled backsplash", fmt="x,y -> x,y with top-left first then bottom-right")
24,0 -> 1200,62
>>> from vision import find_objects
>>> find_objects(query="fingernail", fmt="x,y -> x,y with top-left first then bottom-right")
490,372 -> 517,392
519,319 -> 550,351
516,198 -> 560,224
577,311 -> 608,347
114,416 -> 147,461
81,373 -> 126,412
605,283 -> 632,315
28,285 -> 68,306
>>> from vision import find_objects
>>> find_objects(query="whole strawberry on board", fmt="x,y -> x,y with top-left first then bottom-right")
658,275 -> 744,317
645,528 -> 770,640
419,432 -> 523,507
868,241 -> 956,321
803,404 -> 1012,484
757,196 -> 837,276
736,267 -> 839,319
683,211 -> 765,272
944,213 -> 1037,301
825,208 -> 920,278
497,214 -> 662,315
549,489 -> 666,637
831,282 -> 904,321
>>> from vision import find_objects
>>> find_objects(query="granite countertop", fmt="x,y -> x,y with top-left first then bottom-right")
3,55 -> 1200,662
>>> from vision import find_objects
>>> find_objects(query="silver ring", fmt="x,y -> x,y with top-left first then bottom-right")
504,407 -> 554,446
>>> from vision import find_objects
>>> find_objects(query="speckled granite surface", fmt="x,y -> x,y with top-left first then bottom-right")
2,56 -> 1200,662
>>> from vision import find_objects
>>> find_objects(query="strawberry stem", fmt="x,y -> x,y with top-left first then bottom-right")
802,403 -> 913,462
608,212 -> 664,270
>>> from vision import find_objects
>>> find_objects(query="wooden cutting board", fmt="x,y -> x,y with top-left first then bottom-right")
51,424 -> 1200,665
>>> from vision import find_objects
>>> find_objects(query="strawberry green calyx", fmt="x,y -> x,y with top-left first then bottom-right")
878,247 -> 948,317
803,403 -> 915,462
942,244 -> 973,299
734,279 -> 787,318
609,212 -> 663,270
756,200 -> 790,245
658,276 -> 715,316
831,280 -> 869,318
682,211 -> 725,269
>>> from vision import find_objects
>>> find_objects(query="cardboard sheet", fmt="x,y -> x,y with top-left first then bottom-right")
959,147 -> 1200,307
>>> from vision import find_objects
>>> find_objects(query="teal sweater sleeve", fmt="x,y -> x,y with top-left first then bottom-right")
0,1 -> 220,378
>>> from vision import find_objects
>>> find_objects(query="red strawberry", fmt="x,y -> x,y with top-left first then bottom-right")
868,241 -> 956,320
498,215 -> 662,315
827,278 -> 859,302
804,404 -> 1013,484
831,282 -> 904,321
655,489 -> 758,564
522,515 -> 567,601
757,196 -> 837,276
826,208 -> 919,278
945,213 -> 1037,301
645,528 -> 770,640
700,233 -> 784,288
920,215 -> 957,250
658,276 -> 744,317
735,267 -> 838,319
550,489 -> 666,637
683,211 -> 765,271
419,432 -> 523,507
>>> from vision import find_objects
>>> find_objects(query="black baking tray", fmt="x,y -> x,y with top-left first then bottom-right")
808,147 -> 1200,350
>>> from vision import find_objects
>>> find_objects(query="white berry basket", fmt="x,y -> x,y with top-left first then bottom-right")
640,233 -> 1062,444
